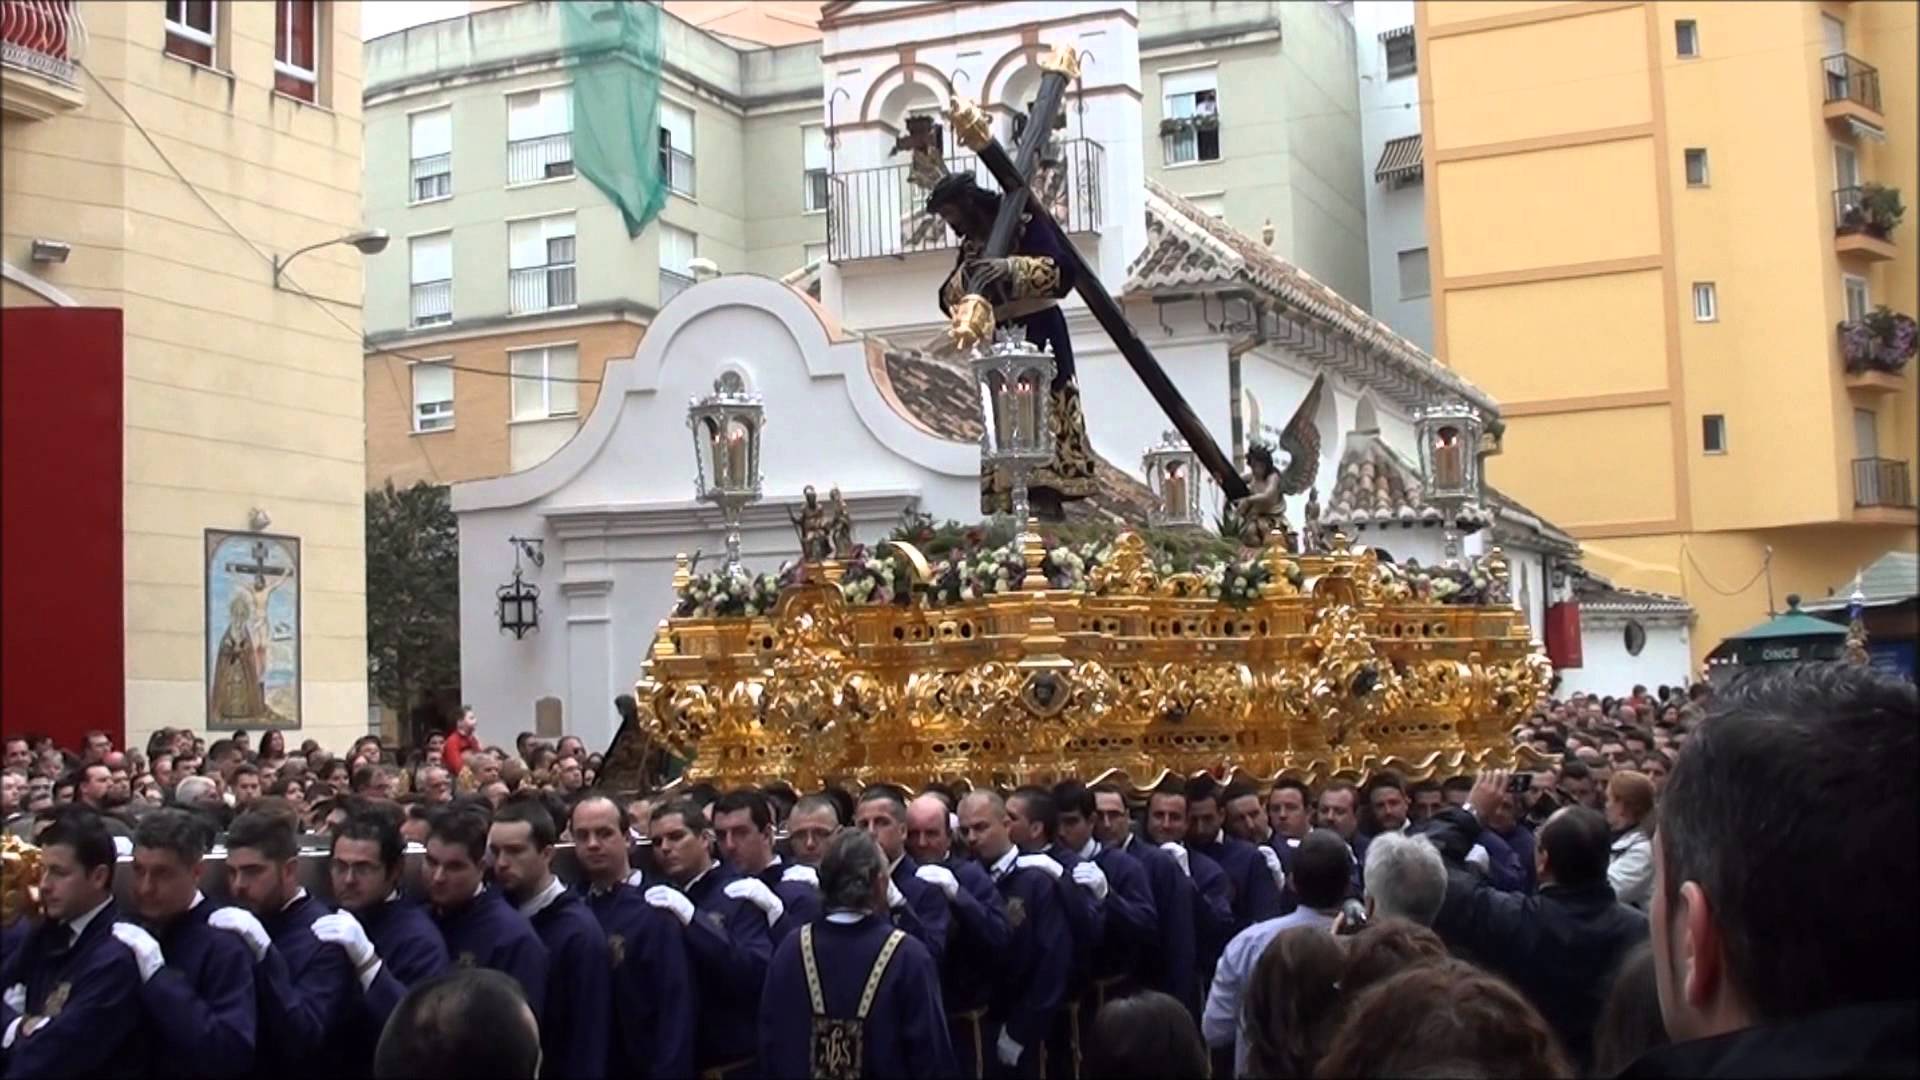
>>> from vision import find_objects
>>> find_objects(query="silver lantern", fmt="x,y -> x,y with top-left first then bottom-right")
970,333 -> 1057,526
1414,401 -> 1486,568
688,376 -> 765,578
1143,430 -> 1202,529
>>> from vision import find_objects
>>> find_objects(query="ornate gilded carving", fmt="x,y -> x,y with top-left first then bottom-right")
947,95 -> 993,152
1088,532 -> 1158,596
947,293 -> 994,352
1039,43 -> 1082,81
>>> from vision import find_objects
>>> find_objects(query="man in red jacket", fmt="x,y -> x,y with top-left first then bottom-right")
443,706 -> 481,777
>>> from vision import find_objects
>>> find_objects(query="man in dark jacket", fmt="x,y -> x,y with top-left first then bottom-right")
1623,664 -> 1917,1079
1433,782 -> 1645,1069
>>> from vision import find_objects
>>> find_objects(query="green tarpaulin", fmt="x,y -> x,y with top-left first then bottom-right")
562,0 -> 668,238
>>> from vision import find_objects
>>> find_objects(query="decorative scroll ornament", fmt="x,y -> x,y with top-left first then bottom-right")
1039,43 -> 1082,81
947,95 -> 993,152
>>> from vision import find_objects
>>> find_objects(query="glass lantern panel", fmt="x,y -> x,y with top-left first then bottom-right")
697,415 -> 724,491
1433,425 -> 1464,492
1165,461 -> 1189,518
1015,370 -> 1044,451
983,370 -> 1010,453
723,417 -> 754,492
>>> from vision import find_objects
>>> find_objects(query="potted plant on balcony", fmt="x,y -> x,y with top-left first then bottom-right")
1841,305 -> 1918,375
1861,183 -> 1905,239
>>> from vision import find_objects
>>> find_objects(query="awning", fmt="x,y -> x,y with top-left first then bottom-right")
1847,116 -> 1887,142
1379,25 -> 1414,42
1375,134 -> 1423,184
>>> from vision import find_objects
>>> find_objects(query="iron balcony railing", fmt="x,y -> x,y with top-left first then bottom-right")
1822,53 -> 1881,113
828,138 -> 1105,262
1853,457 -> 1913,509
410,154 -> 451,202
1,0 -> 85,84
661,147 -> 695,196
507,132 -> 573,185
659,269 -> 693,305
509,264 -> 576,315
410,279 -> 451,327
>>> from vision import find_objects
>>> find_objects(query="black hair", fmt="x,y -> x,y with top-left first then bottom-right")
856,786 -> 908,820
39,807 -> 117,876
133,807 -> 211,862
208,739 -> 239,761
1081,990 -> 1210,1080
1537,805 -> 1610,888
1292,828 -> 1354,910
1558,759 -> 1591,782
1051,780 -> 1095,819
925,171 -> 999,220
650,799 -> 711,834
1363,770 -> 1407,798
1219,779 -> 1259,805
1660,663 -> 1917,1021
1009,785 -> 1059,841
712,789 -> 774,832
334,811 -> 405,873
426,804 -> 493,862
1271,777 -> 1310,800
1439,774 -> 1475,796
227,810 -> 298,862
1182,775 -> 1221,808
373,969 -> 542,1080
491,794 -> 557,850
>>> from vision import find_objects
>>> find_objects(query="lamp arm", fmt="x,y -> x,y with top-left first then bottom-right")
272,237 -> 345,286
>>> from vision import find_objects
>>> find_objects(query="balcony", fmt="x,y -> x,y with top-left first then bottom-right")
1853,457 -> 1913,511
410,279 -> 451,328
509,264 -> 576,315
1834,185 -> 1901,261
507,133 -> 573,186
827,138 -> 1106,263
1821,54 -> 1884,133
1,0 -> 86,120
1838,308 -> 1915,393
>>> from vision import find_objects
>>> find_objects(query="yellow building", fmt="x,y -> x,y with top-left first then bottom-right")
2,1 -> 370,751
1418,0 -> 1917,666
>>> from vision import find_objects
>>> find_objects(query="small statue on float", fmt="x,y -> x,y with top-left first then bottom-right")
1301,487 -> 1326,555
789,485 -> 833,562
827,486 -> 855,560
1232,376 -> 1325,551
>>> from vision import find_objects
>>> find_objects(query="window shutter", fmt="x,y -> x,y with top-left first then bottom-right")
803,124 -> 829,171
549,346 -> 579,416
412,363 -> 453,405
508,219 -> 546,270
410,234 -> 451,283
661,101 -> 695,152
411,108 -> 451,159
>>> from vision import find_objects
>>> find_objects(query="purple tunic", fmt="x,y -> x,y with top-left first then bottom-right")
757,915 -> 957,1080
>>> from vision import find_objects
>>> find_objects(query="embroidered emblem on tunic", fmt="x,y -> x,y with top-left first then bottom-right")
1005,895 -> 1027,930
607,933 -> 626,968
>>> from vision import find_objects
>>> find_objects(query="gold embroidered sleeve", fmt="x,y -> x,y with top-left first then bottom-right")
940,267 -> 966,312
1007,255 -> 1063,300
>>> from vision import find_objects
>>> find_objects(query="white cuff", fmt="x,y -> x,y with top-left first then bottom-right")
3,1016 -> 21,1050
357,959 -> 384,991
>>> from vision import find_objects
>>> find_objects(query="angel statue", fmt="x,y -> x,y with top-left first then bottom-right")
1234,375 -> 1325,551
789,485 -> 832,562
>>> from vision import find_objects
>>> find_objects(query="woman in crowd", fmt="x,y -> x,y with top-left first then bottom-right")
1317,960 -> 1575,1078
1240,926 -> 1345,1079
1604,770 -> 1655,909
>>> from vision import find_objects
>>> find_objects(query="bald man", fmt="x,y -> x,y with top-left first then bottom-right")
908,795 -> 1010,1078
958,791 -> 1071,1077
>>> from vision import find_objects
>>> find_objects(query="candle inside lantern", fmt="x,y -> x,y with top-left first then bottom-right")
1433,426 -> 1463,492
725,421 -> 750,489
1015,373 -> 1039,448
1164,461 -> 1187,518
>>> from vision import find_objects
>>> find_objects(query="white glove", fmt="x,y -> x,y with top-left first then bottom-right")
1160,841 -> 1191,877
112,922 -> 165,983
1015,853 -> 1063,880
625,869 -> 645,887
724,878 -> 787,928
1258,845 -> 1285,890
996,1030 -> 1024,1067
781,864 -> 820,889
312,911 -> 377,969
645,885 -> 695,927
2,984 -> 23,1015
915,864 -> 960,900
1071,860 -> 1110,902
886,879 -> 907,910
208,907 -> 271,963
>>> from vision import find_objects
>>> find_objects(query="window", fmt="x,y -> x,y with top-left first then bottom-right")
1844,275 -> 1870,324
1692,282 -> 1717,322
1383,27 -> 1417,79
1675,20 -> 1699,58
164,0 -> 216,66
409,233 -> 452,328
1833,142 -> 1860,191
803,241 -> 828,267
1161,68 -> 1220,165
410,108 -> 452,202
1853,408 -> 1878,457
659,224 -> 696,303
508,214 -> 577,315
1684,148 -> 1709,187
1702,414 -> 1726,454
802,123 -> 829,212
506,86 -> 574,184
1398,247 -> 1431,300
1189,193 -> 1226,219
510,345 -> 579,422
411,362 -> 454,433
273,0 -> 319,102
660,101 -> 696,196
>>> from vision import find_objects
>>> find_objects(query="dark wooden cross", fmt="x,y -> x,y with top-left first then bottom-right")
226,539 -> 291,591
957,52 -> 1250,500
892,114 -> 943,158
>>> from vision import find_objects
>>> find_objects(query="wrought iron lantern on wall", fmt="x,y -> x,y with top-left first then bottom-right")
496,537 -> 544,639
970,333 -> 1057,525
1414,401 -> 1486,566
1143,430 -> 1202,528
688,374 -> 766,578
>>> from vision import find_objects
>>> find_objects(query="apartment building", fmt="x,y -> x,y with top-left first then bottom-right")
1418,0 -> 1917,662
2,0 -> 370,750
1351,0 -> 1431,351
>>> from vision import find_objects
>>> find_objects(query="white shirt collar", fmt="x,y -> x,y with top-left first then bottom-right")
1076,838 -> 1099,861
517,876 -> 566,918
989,846 -> 1017,878
824,911 -> 866,924
888,853 -> 905,876
281,887 -> 309,912
189,890 -> 207,911
684,864 -> 714,892
65,896 -> 112,938
384,889 -> 401,904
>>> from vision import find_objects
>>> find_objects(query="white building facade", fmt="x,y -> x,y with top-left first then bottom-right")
1349,0 -> 1432,352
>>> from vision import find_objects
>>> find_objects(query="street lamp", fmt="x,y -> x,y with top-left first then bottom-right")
1143,430 -> 1202,529
1413,401 -> 1485,568
272,228 -> 390,289
688,377 -> 766,580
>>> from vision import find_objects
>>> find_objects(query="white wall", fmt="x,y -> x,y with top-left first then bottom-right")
1351,0 -> 1432,351
1559,617 -> 1693,698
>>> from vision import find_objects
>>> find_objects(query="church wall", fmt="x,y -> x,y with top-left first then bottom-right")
1560,615 -> 1693,700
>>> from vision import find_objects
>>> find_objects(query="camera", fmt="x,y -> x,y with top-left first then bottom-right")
1338,897 -> 1369,935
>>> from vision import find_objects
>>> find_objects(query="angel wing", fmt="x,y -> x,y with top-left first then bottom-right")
1277,374 -> 1325,497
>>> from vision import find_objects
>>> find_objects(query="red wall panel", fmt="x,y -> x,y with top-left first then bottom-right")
2,306 -> 124,750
